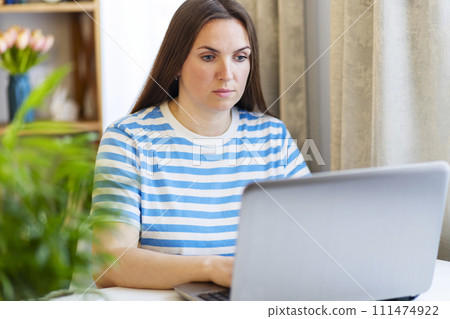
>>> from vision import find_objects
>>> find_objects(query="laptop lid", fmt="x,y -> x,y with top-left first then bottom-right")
231,161 -> 449,301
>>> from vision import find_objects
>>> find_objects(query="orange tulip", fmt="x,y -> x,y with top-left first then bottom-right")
41,35 -> 55,53
30,29 -> 46,51
0,34 -> 8,54
16,28 -> 31,50
3,27 -> 19,48
0,25 -> 55,74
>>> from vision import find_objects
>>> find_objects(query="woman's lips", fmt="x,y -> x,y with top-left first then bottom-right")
213,89 -> 234,98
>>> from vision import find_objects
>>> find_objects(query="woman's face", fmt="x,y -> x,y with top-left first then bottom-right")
178,18 -> 251,115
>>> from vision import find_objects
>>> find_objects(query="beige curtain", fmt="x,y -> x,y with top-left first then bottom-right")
239,0 -> 308,144
330,0 -> 450,259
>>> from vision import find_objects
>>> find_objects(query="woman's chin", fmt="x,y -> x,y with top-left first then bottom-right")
207,98 -> 239,112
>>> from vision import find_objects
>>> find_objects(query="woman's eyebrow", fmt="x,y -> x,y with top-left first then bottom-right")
196,45 -> 251,53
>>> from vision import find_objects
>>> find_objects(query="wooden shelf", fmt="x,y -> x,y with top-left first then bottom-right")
0,1 -> 95,13
0,120 -> 101,136
1,0 -> 103,136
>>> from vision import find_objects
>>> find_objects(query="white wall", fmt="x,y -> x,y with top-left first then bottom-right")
99,0 -> 184,129
305,0 -> 331,172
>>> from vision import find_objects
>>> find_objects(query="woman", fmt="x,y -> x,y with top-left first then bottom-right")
91,0 -> 310,290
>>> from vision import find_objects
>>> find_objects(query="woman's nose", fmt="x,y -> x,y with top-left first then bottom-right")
217,60 -> 233,81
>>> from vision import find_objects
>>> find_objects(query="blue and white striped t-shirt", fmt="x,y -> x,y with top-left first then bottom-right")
91,101 -> 310,256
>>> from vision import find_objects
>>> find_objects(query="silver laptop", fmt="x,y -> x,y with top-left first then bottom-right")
175,161 -> 450,301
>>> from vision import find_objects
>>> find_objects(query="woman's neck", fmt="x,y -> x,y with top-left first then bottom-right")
168,99 -> 232,137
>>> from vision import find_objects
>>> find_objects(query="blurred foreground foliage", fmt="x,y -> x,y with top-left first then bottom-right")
0,65 -> 113,300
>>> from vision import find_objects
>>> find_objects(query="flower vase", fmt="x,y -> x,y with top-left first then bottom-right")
7,73 -> 35,123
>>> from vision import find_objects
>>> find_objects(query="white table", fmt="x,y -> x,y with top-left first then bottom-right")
416,260 -> 450,301
58,260 -> 450,301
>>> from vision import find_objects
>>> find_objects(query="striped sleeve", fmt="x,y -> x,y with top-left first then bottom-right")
90,125 -> 142,229
282,126 -> 311,178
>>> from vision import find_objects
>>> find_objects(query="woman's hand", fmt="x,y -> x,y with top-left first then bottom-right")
94,222 -> 238,289
206,255 -> 234,287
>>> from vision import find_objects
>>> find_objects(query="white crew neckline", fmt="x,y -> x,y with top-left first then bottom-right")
160,101 -> 239,140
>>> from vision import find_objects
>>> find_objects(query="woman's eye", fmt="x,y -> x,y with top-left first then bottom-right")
235,55 -> 248,62
201,55 -> 215,62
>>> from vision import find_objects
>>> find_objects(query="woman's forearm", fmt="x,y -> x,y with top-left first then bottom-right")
92,222 -> 234,289
94,247 -> 230,289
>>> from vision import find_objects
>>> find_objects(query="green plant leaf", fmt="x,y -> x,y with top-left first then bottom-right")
1,64 -> 72,149
18,47 -> 31,74
0,63 -> 116,300
1,50 -> 16,74
28,53 -> 48,71
0,271 -> 14,301
14,64 -> 72,124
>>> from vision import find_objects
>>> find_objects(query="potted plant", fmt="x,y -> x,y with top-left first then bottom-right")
0,65 -> 112,300
0,25 -> 54,122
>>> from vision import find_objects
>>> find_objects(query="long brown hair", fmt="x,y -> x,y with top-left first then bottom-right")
130,0 -> 267,114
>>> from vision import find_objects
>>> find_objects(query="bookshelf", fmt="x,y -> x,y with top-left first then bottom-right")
0,0 -> 102,135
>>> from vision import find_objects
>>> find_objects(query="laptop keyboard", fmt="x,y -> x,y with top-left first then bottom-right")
198,290 -> 230,301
